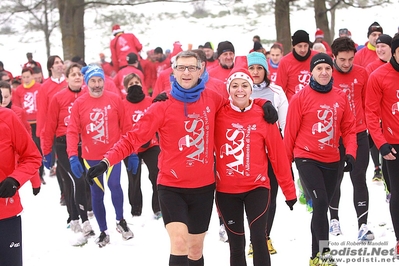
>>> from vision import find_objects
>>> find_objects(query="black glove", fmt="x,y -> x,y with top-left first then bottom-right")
86,161 -> 108,185
380,143 -> 394,157
343,154 -> 355,172
33,187 -> 41,196
152,92 -> 168,103
0,177 -> 20,198
262,101 -> 278,124
286,198 -> 297,210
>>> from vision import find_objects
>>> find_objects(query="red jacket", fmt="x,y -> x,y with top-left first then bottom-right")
275,50 -> 319,102
0,108 -> 42,220
105,89 -> 228,189
13,82 -> 42,124
122,97 -> 159,153
365,62 -> 399,149
284,85 -> 357,163
214,103 -> 296,200
113,66 -> 146,97
332,64 -> 368,133
110,32 -> 143,71
36,77 -> 67,137
67,90 -> 127,160
41,87 -> 87,155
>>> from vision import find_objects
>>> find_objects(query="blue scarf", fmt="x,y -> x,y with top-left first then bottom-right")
170,78 -> 206,116
309,76 -> 333,93
269,58 -> 279,69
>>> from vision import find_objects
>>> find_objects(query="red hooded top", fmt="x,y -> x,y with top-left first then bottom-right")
110,32 -> 143,71
0,108 -> 42,220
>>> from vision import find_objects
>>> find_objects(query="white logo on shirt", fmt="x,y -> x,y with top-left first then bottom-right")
23,91 -> 38,114
86,106 -> 110,144
312,103 -> 339,149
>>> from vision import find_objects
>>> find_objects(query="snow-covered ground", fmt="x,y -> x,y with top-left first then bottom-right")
19,159 -> 396,266
1,1 -> 398,77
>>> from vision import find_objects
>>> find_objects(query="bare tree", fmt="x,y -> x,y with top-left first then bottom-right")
0,0 -> 59,58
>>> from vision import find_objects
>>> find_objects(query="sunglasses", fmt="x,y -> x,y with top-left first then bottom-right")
370,25 -> 382,32
339,28 -> 349,35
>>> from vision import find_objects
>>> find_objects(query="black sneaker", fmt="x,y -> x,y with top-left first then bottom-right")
372,168 -> 383,182
116,219 -> 134,240
95,231 -> 110,248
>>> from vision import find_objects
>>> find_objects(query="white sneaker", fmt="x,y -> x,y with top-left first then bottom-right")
329,219 -> 342,236
82,220 -> 95,237
358,223 -> 374,241
219,224 -> 228,243
70,220 -> 82,233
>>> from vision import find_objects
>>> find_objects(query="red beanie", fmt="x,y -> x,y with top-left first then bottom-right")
112,24 -> 123,36
315,28 -> 324,39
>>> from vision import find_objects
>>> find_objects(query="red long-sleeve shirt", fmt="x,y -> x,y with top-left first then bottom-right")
284,85 -> 357,163
353,42 -> 378,68
36,78 -> 67,137
274,50 -> 319,102
0,108 -> 42,220
365,62 -> 399,148
105,89 -> 227,189
214,103 -> 296,200
67,90 -> 127,160
13,82 -> 42,124
332,64 -> 368,133
41,88 -> 87,155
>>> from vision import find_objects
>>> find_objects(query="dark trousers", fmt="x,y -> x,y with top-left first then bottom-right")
30,123 -> 44,178
0,216 -> 22,266
295,158 -> 339,258
385,144 -> 399,240
123,146 -> 160,215
329,131 -> 370,228
55,136 -> 89,222
216,187 -> 270,266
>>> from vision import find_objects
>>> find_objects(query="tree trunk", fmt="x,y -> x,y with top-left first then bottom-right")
275,0 -> 292,55
58,0 -> 85,61
314,0 -> 331,45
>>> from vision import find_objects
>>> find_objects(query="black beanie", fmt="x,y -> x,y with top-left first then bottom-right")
292,30 -> 310,46
203,42 -> 213,49
217,41 -> 235,58
126,53 -> 138,64
391,38 -> 399,55
367,22 -> 383,37
376,34 -> 392,46
310,53 -> 333,72
253,41 -> 263,51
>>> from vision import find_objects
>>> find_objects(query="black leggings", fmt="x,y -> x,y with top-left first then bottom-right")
30,123 -> 44,178
385,144 -> 399,240
123,146 -> 160,215
329,131 -> 370,228
55,136 -> 90,222
216,187 -> 270,266
295,158 -> 339,258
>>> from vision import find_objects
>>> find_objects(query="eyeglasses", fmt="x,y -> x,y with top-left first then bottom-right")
174,65 -> 199,72
339,28 -> 348,35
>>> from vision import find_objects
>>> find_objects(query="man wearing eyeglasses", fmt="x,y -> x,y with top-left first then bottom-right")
85,50 -> 278,266
354,22 -> 383,68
